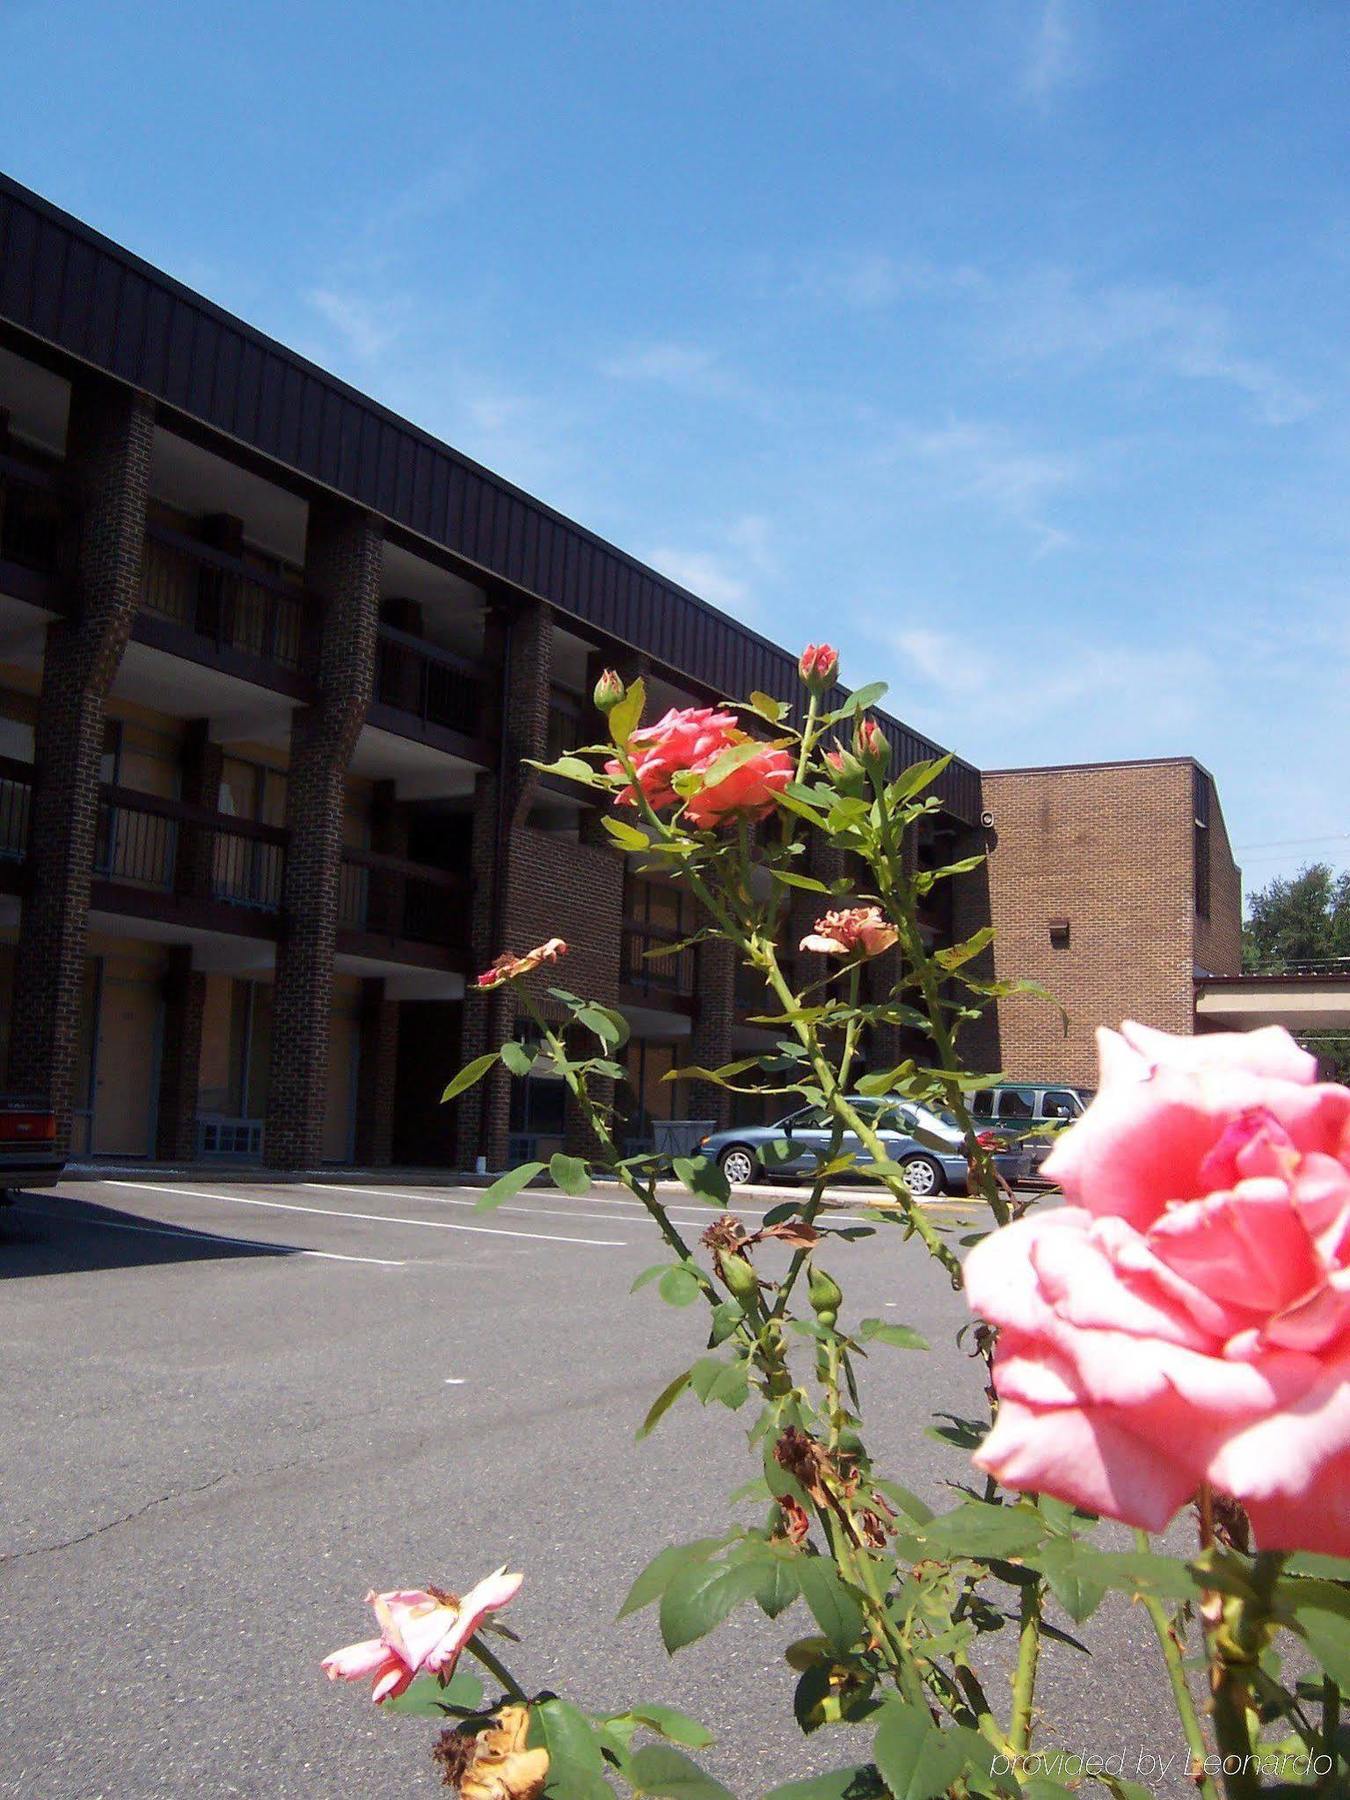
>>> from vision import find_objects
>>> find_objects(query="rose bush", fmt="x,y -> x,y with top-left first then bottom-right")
968,1021 -> 1350,1555
324,654 -> 1349,1800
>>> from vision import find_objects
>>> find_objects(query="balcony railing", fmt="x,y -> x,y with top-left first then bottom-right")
373,625 -> 483,739
140,522 -> 306,671
95,786 -> 286,913
0,453 -> 62,577
620,922 -> 695,997
338,845 -> 468,947
0,755 -> 33,862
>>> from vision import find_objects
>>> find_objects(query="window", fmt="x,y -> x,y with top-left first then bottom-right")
1193,766 -> 1211,920
997,1088 -> 1036,1120
1042,1090 -> 1079,1120
971,1090 -> 995,1119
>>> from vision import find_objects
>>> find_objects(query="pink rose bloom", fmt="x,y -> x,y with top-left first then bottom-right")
965,1022 -> 1350,1554
605,706 -> 741,811
798,643 -> 839,690
322,1567 -> 522,1703
800,905 -> 898,958
683,742 -> 792,828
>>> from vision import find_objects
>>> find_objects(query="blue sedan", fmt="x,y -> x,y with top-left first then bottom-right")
694,1097 -> 1027,1197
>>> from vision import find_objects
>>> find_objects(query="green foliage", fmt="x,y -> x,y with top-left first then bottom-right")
550,1152 -> 592,1195
475,1160 -> 546,1211
381,1667 -> 485,1716
440,1051 -> 499,1102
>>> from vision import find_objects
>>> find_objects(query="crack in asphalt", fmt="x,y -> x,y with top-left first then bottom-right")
0,1456 -> 310,1562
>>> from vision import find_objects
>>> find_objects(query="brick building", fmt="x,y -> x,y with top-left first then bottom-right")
966,759 -> 1242,1086
0,173 -> 1241,1169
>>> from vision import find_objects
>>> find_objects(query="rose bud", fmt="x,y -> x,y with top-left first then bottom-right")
593,668 -> 625,713
798,643 -> 840,693
807,1264 -> 843,1319
853,713 -> 890,774
823,743 -> 866,794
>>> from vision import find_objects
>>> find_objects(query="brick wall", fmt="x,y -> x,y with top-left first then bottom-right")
1194,782 -> 1243,977
981,761 -> 1196,1086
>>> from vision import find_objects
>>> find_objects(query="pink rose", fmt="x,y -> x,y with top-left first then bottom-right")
800,905 -> 898,958
798,643 -> 839,690
323,1567 -> 522,1703
684,742 -> 792,828
605,706 -> 741,812
965,1022 -> 1350,1554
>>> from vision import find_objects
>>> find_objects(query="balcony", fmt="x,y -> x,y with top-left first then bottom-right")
93,785 -> 287,926
338,845 -> 469,956
0,452 -> 62,603
136,522 -> 310,689
370,625 -> 485,749
620,921 -> 695,999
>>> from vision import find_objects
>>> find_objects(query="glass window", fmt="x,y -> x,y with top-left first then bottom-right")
971,1090 -> 994,1118
1042,1090 -> 1079,1120
997,1088 -> 1036,1120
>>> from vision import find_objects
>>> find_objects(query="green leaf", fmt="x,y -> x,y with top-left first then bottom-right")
708,1299 -> 746,1344
1282,1578 -> 1350,1685
475,1160 -> 546,1211
935,927 -> 995,973
872,1699 -> 967,1800
1036,1539 -> 1107,1623
577,1003 -> 626,1045
628,1743 -> 736,1800
835,680 -> 889,717
381,1666 -> 485,1716
618,1538 -> 725,1618
797,1555 -> 865,1654
770,869 -> 832,893
530,1697 -> 610,1797
871,1480 -> 934,1525
631,1262 -> 674,1293
749,1548 -> 801,1619
858,1318 -> 929,1351
748,690 -> 788,723
604,1705 -> 715,1750
440,1051 -> 499,1103
886,752 -> 953,805
856,1064 -> 913,1096
603,814 -> 652,851
659,1264 -> 703,1307
500,1040 -> 535,1077
672,1155 -> 732,1205
916,1500 -> 1051,1561
535,753 -> 597,782
706,1358 -> 751,1409
637,1366 -> 694,1439
608,676 -> 647,749
762,1768 -> 887,1800
659,1556 -> 764,1652
549,1152 -> 591,1195
695,738 -> 780,794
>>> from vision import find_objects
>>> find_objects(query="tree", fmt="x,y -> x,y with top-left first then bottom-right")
1243,861 -> 1350,1080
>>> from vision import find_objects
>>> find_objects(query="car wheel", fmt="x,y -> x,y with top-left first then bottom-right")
718,1145 -> 758,1188
900,1154 -> 944,1198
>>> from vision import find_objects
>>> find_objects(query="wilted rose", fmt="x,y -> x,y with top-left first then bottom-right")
800,905 -> 898,958
475,940 -> 567,991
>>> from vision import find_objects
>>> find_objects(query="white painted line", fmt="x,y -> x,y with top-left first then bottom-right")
443,1378 -> 467,1385
13,1202 -> 407,1267
100,1181 -> 626,1248
307,1180 -> 872,1229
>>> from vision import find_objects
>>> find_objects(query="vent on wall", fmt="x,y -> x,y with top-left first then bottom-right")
1048,917 -> 1071,947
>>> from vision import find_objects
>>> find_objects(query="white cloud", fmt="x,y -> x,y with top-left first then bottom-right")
305,285 -> 402,362
992,271 -> 1316,425
793,250 -> 986,311
599,341 -> 726,391
642,513 -> 777,619
886,419 -> 1078,555
1023,0 -> 1080,104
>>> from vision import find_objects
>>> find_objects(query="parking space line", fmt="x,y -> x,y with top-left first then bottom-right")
311,1181 -> 873,1229
12,1202 -> 407,1267
100,1181 -> 627,1248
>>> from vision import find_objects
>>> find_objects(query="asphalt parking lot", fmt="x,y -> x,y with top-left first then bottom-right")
1,1175 -> 1185,1798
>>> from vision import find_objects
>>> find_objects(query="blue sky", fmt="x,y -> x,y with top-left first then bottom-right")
3,1 -> 1347,896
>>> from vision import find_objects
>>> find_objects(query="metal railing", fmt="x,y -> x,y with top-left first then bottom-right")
140,523 -> 306,670
0,453 -> 62,574
373,625 -> 483,737
96,785 -> 287,913
0,755 -> 32,861
620,922 -> 694,996
338,845 -> 468,946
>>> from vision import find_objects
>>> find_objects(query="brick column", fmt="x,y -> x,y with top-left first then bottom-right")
353,978 -> 399,1165
264,500 -> 382,1168
156,946 -> 206,1160
6,379 -> 154,1143
685,935 -> 737,1130
455,599 -> 553,1169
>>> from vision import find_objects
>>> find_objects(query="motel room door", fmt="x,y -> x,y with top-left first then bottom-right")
90,969 -> 161,1156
